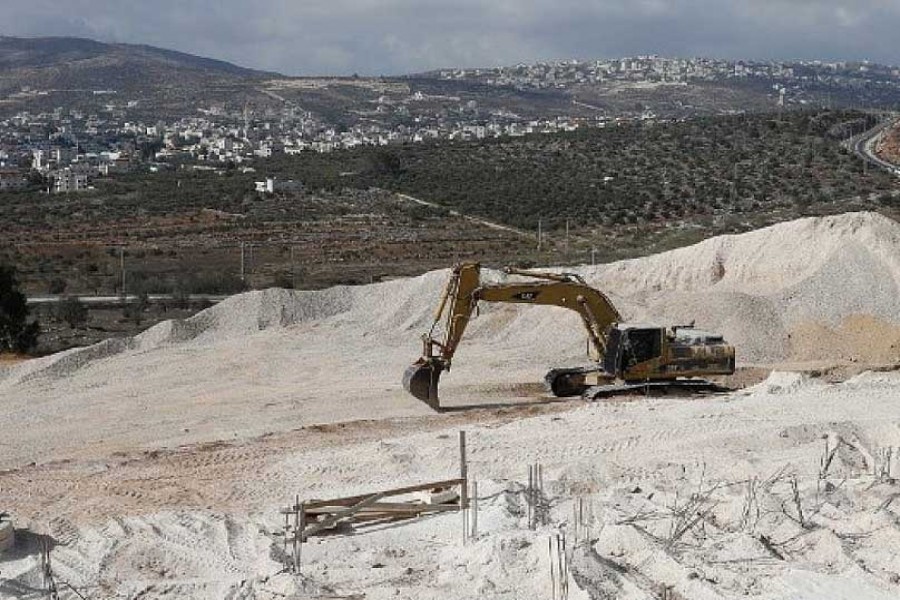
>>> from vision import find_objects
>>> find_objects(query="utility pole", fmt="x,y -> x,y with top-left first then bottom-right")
777,87 -> 785,122
591,247 -> 597,266
240,242 -> 245,282
663,166 -> 669,201
537,218 -> 543,252
565,219 -> 570,253
731,163 -> 738,203
290,245 -> 296,288
119,247 -> 126,298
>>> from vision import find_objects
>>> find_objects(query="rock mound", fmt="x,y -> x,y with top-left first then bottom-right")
3,211 -> 900,469
7,212 -> 900,389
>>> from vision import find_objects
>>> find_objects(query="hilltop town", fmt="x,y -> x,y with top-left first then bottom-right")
437,55 -> 900,95
3,48 -> 900,195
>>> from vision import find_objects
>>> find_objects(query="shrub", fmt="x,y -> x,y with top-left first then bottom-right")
55,296 -> 89,328
48,277 -> 68,295
0,264 -> 40,353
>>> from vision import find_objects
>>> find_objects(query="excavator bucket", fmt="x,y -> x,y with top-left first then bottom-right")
402,360 -> 445,411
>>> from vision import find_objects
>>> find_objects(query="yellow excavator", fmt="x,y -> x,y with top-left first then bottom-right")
402,262 -> 735,410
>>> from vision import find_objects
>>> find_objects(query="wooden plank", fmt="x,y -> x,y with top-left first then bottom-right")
302,478 -> 465,510
286,503 -> 465,541
349,513 -> 418,522
305,502 -> 460,515
337,511 -> 426,522
286,512 -> 426,539
285,513 -> 415,540
365,501 -> 458,510
303,492 -> 386,538
348,511 -> 446,523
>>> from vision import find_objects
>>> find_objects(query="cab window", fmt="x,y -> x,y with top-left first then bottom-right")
624,329 -> 662,365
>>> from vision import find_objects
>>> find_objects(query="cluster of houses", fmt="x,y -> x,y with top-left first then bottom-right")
153,111 -> 592,164
31,148 -> 133,192
2,57 -> 699,195
0,83 -> 610,192
440,56 -> 900,90
0,106 -> 142,193
10,55 -> 858,193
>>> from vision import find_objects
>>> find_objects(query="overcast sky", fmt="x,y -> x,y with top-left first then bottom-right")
1,1 -> 898,76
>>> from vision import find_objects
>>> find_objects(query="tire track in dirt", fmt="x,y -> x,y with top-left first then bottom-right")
1,399 -> 581,526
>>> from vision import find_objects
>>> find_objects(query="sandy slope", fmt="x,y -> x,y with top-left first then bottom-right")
4,212 -> 900,469
3,211 -> 900,599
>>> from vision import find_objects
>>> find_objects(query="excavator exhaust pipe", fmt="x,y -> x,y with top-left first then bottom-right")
402,360 -> 445,411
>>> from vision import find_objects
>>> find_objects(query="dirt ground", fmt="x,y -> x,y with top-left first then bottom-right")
3,361 -> 883,528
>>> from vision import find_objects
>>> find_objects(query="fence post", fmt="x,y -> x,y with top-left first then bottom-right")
471,480 -> 478,538
460,431 -> 468,542
297,501 -> 305,573
528,465 -> 534,529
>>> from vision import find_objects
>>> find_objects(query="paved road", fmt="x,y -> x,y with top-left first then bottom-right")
27,294 -> 229,306
847,117 -> 900,176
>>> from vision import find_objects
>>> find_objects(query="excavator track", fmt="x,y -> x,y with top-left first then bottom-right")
543,366 -> 601,397
582,379 -> 730,401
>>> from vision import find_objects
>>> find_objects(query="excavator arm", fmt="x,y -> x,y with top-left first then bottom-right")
403,262 -> 621,409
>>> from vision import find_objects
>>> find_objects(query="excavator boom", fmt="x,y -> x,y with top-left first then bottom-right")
402,262 -> 621,409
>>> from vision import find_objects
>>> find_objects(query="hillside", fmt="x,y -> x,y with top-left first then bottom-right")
0,36 -> 281,117
5,109 -> 897,310
876,121 -> 900,166
0,35 -> 272,86
0,36 -> 269,75
3,37 -> 900,126
267,109 -> 900,259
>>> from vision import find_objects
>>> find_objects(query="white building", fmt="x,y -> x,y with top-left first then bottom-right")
54,169 -> 89,193
254,177 -> 303,194
32,150 -> 46,171
255,178 -> 275,194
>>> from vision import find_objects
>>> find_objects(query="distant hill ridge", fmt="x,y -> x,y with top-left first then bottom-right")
0,36 -> 278,92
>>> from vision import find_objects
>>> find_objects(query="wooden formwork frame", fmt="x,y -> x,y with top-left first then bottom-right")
281,431 -> 470,572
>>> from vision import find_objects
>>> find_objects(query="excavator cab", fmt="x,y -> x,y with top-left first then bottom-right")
604,326 -> 663,376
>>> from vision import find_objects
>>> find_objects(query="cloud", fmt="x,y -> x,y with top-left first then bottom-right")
0,0 -> 897,75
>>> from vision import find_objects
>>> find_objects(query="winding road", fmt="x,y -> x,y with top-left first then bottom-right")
847,115 -> 900,176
